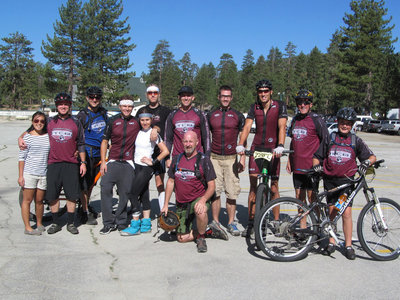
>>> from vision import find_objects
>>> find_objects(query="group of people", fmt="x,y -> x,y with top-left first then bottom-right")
17,80 -> 376,259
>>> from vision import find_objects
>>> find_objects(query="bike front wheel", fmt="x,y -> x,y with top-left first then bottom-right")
255,183 -> 270,218
357,198 -> 400,261
254,197 -> 318,262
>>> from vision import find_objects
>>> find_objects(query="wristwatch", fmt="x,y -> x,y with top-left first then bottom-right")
80,161 -> 87,165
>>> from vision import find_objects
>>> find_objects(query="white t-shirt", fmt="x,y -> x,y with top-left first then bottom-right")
134,129 -> 162,166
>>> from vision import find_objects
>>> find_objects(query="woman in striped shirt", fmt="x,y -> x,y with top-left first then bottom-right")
18,111 -> 50,235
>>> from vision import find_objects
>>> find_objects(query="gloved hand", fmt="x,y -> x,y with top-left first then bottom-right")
313,164 -> 323,173
358,160 -> 370,175
273,146 -> 285,156
236,145 -> 246,154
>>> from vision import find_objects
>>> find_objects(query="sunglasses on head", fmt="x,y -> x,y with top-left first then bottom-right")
296,100 -> 311,105
33,119 -> 45,124
147,91 -> 159,95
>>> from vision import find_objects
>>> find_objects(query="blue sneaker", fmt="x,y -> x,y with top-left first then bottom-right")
140,218 -> 152,234
120,220 -> 141,236
227,222 -> 240,236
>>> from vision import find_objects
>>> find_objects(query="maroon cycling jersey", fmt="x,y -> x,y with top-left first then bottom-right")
168,153 -> 216,204
315,133 -> 374,178
289,112 -> 328,174
247,100 -> 288,149
47,115 -> 85,165
207,107 -> 245,155
164,107 -> 211,156
103,113 -> 140,161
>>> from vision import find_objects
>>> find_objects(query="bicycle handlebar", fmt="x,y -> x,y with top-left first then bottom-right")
244,149 -> 293,156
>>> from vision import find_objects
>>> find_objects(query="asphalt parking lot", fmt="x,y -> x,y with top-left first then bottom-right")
0,120 -> 399,300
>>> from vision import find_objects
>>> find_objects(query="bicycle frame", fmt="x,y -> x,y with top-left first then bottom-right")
293,165 -> 388,245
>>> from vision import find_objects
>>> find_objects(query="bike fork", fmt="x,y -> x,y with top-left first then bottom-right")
365,188 -> 388,230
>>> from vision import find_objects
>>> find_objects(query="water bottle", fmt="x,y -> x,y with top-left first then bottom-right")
334,193 -> 347,211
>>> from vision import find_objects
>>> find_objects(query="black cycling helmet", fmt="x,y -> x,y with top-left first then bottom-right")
54,92 -> 72,105
86,86 -> 103,97
336,107 -> 357,122
295,89 -> 313,101
256,79 -> 273,91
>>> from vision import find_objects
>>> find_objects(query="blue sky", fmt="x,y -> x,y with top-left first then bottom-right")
1,0 -> 399,76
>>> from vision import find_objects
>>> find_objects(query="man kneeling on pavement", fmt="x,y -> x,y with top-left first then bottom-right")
161,131 -> 221,253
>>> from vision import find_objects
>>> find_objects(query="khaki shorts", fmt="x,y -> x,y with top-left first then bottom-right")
210,153 -> 241,199
176,198 -> 210,234
23,173 -> 47,190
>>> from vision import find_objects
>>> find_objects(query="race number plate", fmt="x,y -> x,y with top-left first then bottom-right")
253,151 -> 273,161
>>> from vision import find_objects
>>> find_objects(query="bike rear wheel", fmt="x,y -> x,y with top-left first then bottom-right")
254,197 -> 317,262
357,198 -> 400,261
255,183 -> 270,218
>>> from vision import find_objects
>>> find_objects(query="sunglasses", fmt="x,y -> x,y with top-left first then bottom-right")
296,100 -> 311,105
33,119 -> 45,124
147,91 -> 159,95
257,89 -> 270,94
88,95 -> 101,100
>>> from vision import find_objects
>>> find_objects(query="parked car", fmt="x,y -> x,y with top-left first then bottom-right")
381,120 -> 400,135
363,120 -> 383,133
355,115 -> 374,131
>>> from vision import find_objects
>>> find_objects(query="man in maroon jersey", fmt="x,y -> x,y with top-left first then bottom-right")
45,93 -> 87,235
286,89 -> 328,206
99,96 -> 141,235
164,86 -> 211,168
237,79 -> 288,238
207,85 -> 246,238
161,131 -> 216,253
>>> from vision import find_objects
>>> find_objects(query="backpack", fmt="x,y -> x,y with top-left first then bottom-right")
329,131 -> 356,150
79,107 -> 108,132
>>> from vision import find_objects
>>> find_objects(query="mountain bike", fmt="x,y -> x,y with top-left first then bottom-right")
245,148 -> 293,219
254,159 -> 400,261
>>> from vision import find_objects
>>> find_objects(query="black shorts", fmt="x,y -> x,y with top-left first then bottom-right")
293,173 -> 319,191
46,162 -> 81,202
323,176 -> 354,206
80,156 -> 101,192
153,158 -> 166,176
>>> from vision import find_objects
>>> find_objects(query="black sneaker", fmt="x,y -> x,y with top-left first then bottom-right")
99,224 -> 117,235
323,243 -> 336,256
344,246 -> 356,260
80,212 -> 88,224
196,237 -> 207,253
241,222 -> 254,238
209,220 -> 229,241
86,212 -> 98,225
47,223 -> 62,234
67,224 -> 79,235
117,224 -> 128,231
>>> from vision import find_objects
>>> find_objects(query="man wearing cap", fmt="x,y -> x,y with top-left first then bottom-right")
99,96 -> 143,234
136,84 -> 171,210
286,89 -> 328,207
45,93 -> 87,235
164,86 -> 211,168
76,86 -> 108,225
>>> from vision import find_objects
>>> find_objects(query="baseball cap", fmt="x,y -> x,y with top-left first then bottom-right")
178,86 -> 194,95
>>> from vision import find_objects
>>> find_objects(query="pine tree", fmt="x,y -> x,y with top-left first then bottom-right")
217,53 -> 239,89
335,0 -> 397,114
283,42 -> 297,106
0,32 -> 35,109
194,63 -> 217,109
79,0 -> 135,102
146,40 -> 176,102
41,0 -> 83,94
